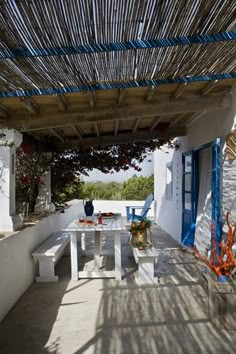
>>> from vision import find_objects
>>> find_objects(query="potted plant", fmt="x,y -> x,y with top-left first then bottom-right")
129,219 -> 152,249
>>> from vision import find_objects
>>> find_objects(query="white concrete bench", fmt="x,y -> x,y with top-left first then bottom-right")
132,247 -> 160,283
32,231 -> 70,282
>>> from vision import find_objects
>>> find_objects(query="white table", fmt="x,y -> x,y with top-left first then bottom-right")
62,214 -> 126,281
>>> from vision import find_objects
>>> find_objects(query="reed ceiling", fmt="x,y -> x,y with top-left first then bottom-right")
0,0 -> 235,150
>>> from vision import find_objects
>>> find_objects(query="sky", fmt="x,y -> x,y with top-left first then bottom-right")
82,153 -> 154,182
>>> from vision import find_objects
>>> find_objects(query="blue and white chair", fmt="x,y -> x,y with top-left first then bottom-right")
126,193 -> 154,223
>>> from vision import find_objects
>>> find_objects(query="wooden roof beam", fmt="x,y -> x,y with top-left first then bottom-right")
114,120 -> 119,136
186,111 -> 206,127
172,83 -> 187,99
73,125 -> 83,140
146,86 -> 157,101
48,128 -> 64,143
132,117 -> 142,133
13,93 -> 231,132
117,89 -> 126,105
60,127 -> 186,151
94,122 -> 100,137
150,117 -> 162,130
88,92 -> 96,108
54,94 -> 67,111
201,80 -> 218,96
0,103 -> 8,118
19,97 -> 39,114
169,114 -> 185,128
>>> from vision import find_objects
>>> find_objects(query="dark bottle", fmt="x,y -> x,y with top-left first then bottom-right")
98,211 -> 102,224
83,200 -> 94,217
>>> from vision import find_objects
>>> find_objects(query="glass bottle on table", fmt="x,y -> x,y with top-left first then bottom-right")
98,211 -> 103,224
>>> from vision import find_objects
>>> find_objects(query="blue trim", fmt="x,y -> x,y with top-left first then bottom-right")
0,72 -> 236,98
0,31 -> 235,59
182,152 -> 195,246
182,140 -> 221,250
211,138 -> 221,254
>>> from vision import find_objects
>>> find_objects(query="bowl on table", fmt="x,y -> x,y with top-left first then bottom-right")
101,212 -> 114,219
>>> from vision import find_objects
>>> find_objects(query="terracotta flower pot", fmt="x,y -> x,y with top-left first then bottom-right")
130,231 -> 147,247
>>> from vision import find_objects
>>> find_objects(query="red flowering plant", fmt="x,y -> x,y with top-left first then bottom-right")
15,137 -> 178,212
16,143 -> 51,213
129,219 -> 152,249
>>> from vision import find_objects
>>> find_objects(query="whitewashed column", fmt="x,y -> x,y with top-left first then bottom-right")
0,129 -> 22,231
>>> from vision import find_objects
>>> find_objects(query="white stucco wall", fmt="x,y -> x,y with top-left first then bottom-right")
154,84 -> 236,245
0,200 -> 83,322
154,148 -> 182,242
93,200 -> 154,217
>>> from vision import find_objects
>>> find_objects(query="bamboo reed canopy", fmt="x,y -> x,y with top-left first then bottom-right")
0,0 -> 235,151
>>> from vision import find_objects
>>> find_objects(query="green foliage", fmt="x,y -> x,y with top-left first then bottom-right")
80,175 -> 154,201
52,179 -> 83,205
129,219 -> 152,235
122,175 -> 154,200
80,181 -> 123,200
16,137 -> 171,208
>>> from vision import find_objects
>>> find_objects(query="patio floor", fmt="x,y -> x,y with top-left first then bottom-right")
0,226 -> 235,354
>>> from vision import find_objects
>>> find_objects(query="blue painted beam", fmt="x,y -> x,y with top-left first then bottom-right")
0,72 -> 235,98
0,32 -> 235,60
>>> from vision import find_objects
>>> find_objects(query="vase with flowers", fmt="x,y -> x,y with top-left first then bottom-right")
129,219 -> 152,249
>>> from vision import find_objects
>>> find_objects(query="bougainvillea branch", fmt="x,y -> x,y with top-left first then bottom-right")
16,144 -> 51,212
16,138 -> 178,208
51,138 -> 178,182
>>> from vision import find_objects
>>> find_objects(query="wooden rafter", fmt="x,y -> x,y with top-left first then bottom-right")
48,128 -> 64,143
54,94 -> 67,111
19,97 -> 39,114
169,113 -> 186,127
146,86 -> 157,101
117,89 -> 126,105
0,103 -> 8,118
186,111 -> 206,127
132,117 -> 142,133
114,120 -> 119,136
201,80 -> 218,95
150,117 -> 162,130
88,92 -> 96,108
173,83 -> 187,98
60,127 -> 186,150
73,125 -> 83,140
16,94 -> 231,132
94,122 -> 100,137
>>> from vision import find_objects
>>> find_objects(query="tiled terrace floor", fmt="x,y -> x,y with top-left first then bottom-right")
0,226 -> 235,354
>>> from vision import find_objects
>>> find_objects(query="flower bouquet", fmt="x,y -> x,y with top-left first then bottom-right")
129,219 -> 152,249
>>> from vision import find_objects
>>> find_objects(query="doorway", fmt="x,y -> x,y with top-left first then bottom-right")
181,139 -> 221,253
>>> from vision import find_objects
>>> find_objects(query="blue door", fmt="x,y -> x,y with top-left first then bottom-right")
181,139 -> 221,248
182,152 -> 196,246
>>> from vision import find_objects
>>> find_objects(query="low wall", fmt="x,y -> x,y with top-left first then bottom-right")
92,200 -> 155,217
0,200 -> 83,322
0,199 -> 153,322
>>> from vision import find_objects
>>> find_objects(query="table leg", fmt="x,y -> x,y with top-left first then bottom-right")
70,231 -> 78,281
114,231 -> 122,280
94,231 -> 101,271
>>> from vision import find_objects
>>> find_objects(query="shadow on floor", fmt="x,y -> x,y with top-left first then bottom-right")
0,226 -> 235,354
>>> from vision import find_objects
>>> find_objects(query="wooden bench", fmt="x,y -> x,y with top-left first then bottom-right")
132,247 -> 160,283
32,231 -> 70,282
